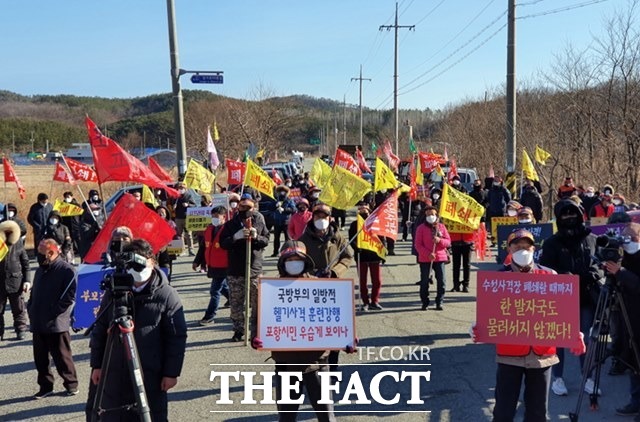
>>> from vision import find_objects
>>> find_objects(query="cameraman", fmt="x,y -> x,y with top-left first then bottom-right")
540,199 -> 602,396
86,239 -> 187,421
603,223 -> 640,417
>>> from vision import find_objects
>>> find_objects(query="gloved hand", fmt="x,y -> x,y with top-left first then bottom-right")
22,282 -> 31,293
233,229 -> 246,241
315,269 -> 333,278
570,332 -> 586,356
277,207 -> 284,213
469,322 -> 478,343
249,228 -> 258,239
251,337 -> 263,350
345,337 -> 359,354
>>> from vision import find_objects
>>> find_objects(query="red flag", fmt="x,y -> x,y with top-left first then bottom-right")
418,152 -> 446,173
408,159 -> 418,201
148,157 -> 173,182
3,158 -> 25,200
443,145 -> 449,162
363,191 -> 399,240
85,116 -> 178,198
226,159 -> 246,185
53,162 -> 76,185
382,141 -> 400,171
65,157 -> 98,183
448,158 -> 459,183
333,148 -> 362,176
271,168 -> 284,185
355,149 -> 372,174
83,193 -> 176,264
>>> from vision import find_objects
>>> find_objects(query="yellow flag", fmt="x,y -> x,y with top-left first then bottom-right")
141,185 -> 158,207
310,158 -> 332,189
521,150 -> 539,181
0,239 -> 7,262
357,215 -> 387,259
535,145 -> 551,165
438,184 -> 484,230
398,182 -> 411,194
415,158 -> 424,185
435,164 -> 445,177
183,159 -> 216,193
374,157 -> 398,192
255,149 -> 265,160
52,199 -> 84,217
319,165 -> 371,210
213,121 -> 220,141
245,158 -> 276,199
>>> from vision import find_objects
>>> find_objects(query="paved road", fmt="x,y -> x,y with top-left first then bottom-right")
0,232 -> 630,421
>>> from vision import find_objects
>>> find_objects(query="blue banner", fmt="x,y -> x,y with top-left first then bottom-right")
497,223 -> 555,264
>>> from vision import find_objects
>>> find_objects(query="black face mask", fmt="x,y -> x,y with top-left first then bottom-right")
473,185 -> 481,191
238,210 -> 252,219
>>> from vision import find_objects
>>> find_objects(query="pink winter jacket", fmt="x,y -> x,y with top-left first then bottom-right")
288,210 -> 312,240
415,221 -> 451,263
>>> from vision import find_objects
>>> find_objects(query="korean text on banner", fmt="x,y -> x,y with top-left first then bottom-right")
491,216 -> 518,241
74,264 -> 107,329
442,218 -> 475,234
438,184 -> 484,230
496,223 -> 554,263
245,158 -> 276,199
309,158 -> 332,189
53,162 -> 76,185
357,215 -> 386,259
257,278 -> 355,350
183,159 -> 215,194
318,165 -> 371,210
475,270 -> 580,348
363,191 -> 399,240
53,199 -> 84,217
226,159 -> 246,186
186,207 -> 213,232
334,148 -> 362,176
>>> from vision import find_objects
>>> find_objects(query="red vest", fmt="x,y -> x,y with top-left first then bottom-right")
450,232 -> 474,243
204,225 -> 228,269
496,266 -> 557,357
591,203 -> 614,218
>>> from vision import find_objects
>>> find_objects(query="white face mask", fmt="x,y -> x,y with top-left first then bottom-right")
493,182 -> 500,187
211,217 -> 221,226
49,218 -> 59,225
512,249 -> 534,267
92,210 -> 101,216
425,215 -> 437,224
178,189 -> 186,195
64,197 -> 72,203
432,194 -> 440,201
8,211 -> 14,218
284,260 -> 305,276
92,195 -> 99,201
453,180 -> 460,186
623,242 -> 640,255
311,192 -> 320,199
507,210 -> 518,217
613,199 -> 622,206
585,192 -> 594,198
128,266 -> 153,283
230,202 -> 238,209
519,219 -> 532,224
314,218 -> 330,231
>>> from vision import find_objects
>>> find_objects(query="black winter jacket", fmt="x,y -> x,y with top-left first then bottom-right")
41,222 -> 72,254
220,211 -> 270,277
27,202 -> 53,240
27,257 -> 76,333
0,221 -> 29,294
174,192 -> 196,219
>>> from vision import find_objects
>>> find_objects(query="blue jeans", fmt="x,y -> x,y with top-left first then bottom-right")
552,305 -> 596,379
630,372 -> 640,408
419,262 -> 445,306
204,277 -> 229,319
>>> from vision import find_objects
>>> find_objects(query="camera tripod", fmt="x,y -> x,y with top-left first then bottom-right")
569,274 -> 640,421
85,293 -> 152,422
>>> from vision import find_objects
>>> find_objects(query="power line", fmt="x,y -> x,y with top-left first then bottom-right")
399,9 -> 507,92
518,0 -> 609,19
413,0 -> 447,27
399,22 -> 508,96
403,0 -> 499,78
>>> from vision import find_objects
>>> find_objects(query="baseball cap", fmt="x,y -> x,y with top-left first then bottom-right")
507,229 -> 535,246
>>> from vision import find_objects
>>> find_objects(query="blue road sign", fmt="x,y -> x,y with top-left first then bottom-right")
191,74 -> 224,84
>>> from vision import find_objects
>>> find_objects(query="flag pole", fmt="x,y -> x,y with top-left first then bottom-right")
244,217 -> 252,347
49,159 -> 57,198
61,154 -> 98,226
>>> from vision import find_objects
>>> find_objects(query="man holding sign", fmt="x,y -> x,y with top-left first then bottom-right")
472,229 -> 586,422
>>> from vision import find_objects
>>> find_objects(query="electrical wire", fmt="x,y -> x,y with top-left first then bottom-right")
518,0 -> 610,20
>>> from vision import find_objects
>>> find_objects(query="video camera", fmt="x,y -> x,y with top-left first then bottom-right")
100,240 -> 148,294
595,233 -> 629,264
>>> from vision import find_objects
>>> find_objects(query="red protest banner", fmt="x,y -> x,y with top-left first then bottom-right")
364,191 -> 399,240
65,157 -> 98,183
226,159 -> 246,185
83,193 -> 176,264
333,148 -> 362,176
475,270 -> 580,348
53,162 -> 76,185
3,158 -> 26,199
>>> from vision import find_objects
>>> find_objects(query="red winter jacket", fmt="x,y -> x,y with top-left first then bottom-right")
450,232 -> 474,243
496,266 -> 557,357
288,210 -> 312,240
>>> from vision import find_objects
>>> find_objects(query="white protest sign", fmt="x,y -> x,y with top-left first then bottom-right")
186,207 -> 212,231
165,238 -> 184,255
257,278 -> 356,351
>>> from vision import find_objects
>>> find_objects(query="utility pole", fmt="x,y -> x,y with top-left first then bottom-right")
166,0 -> 188,178
342,95 -> 347,144
333,114 -> 338,152
351,64 -> 371,147
380,2 -> 414,156
505,0 -> 516,173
